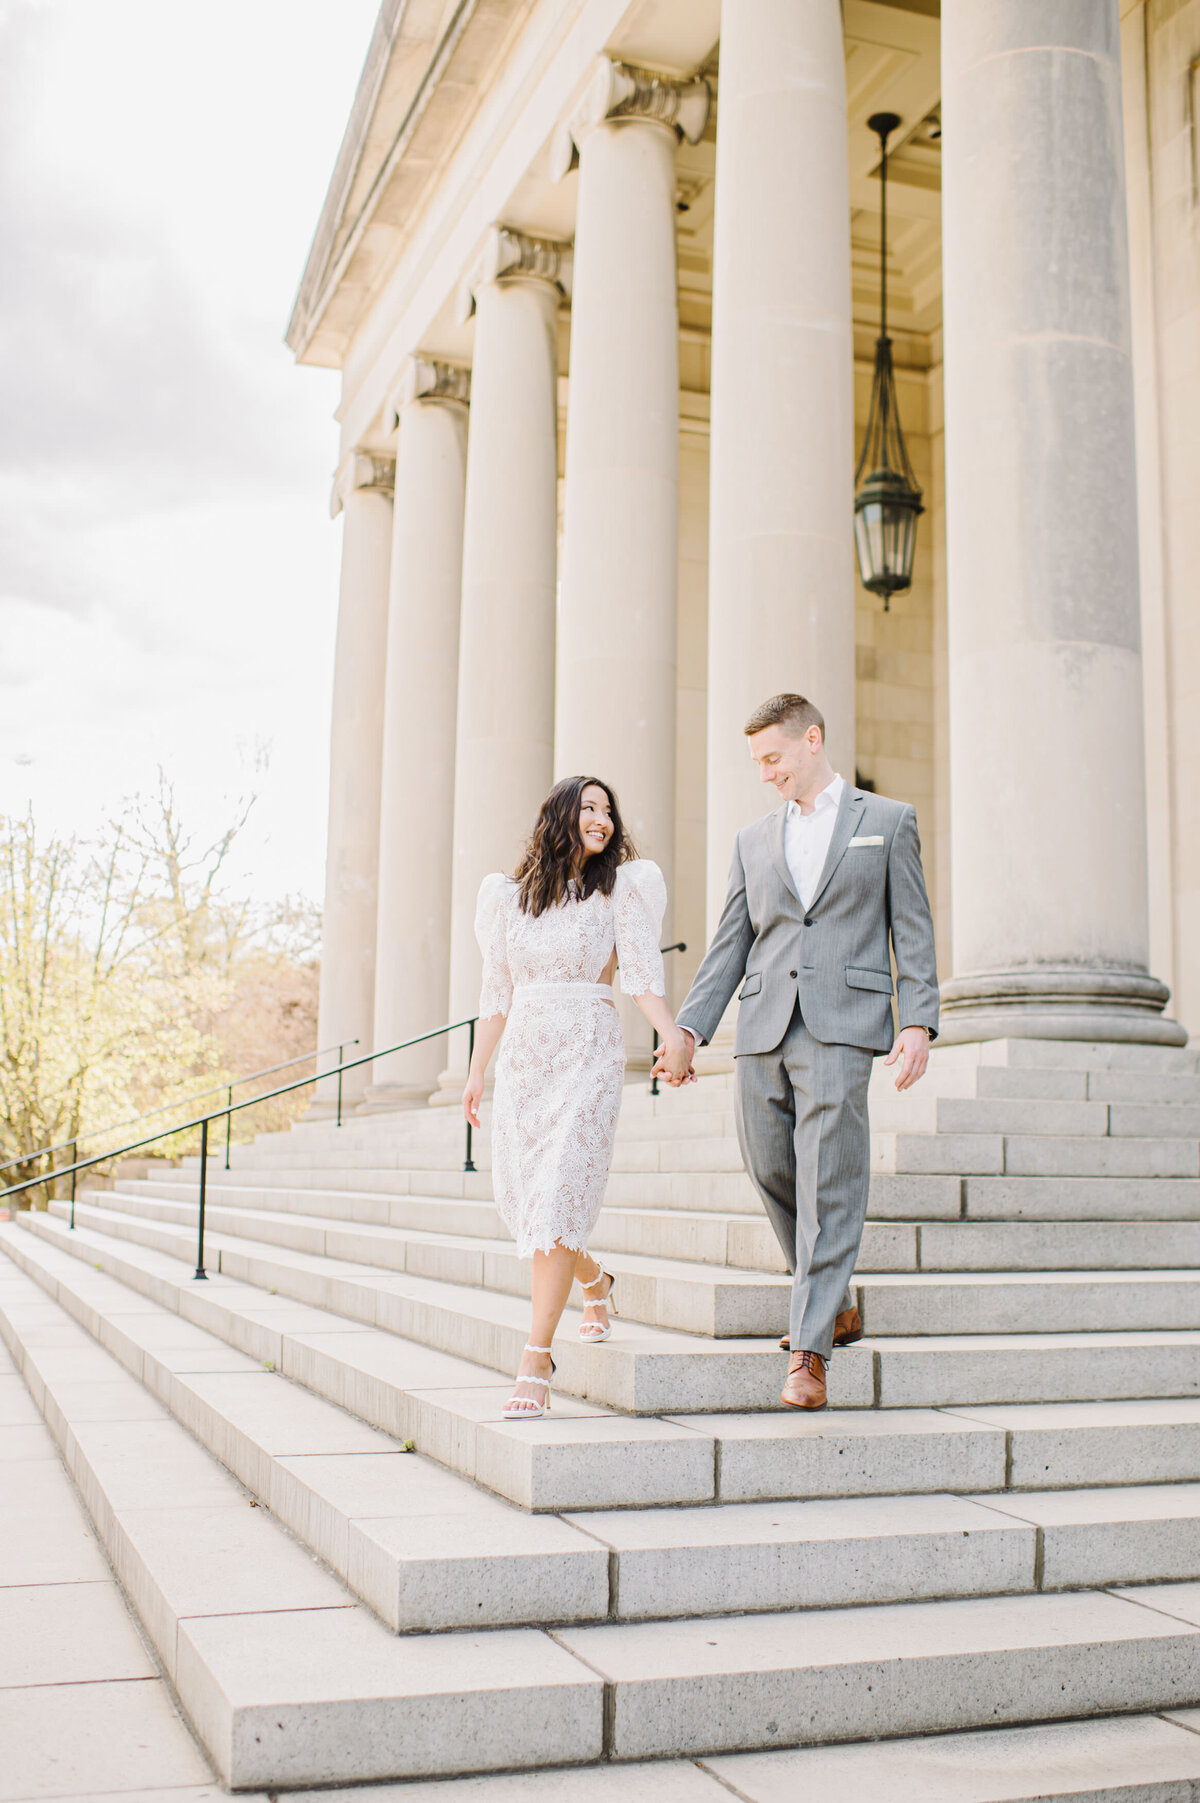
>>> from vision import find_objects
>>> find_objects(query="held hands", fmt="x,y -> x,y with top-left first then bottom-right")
884,1025 -> 931,1091
651,1028 -> 696,1088
462,1071 -> 484,1129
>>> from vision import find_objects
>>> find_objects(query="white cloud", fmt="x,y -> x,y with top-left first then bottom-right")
0,0 -> 381,900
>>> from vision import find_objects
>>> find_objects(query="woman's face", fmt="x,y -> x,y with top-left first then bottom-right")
578,784 -> 614,862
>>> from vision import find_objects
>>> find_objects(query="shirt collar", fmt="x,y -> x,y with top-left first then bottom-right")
789,773 -> 844,820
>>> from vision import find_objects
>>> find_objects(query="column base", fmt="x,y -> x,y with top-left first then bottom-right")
358,1083 -> 435,1114
939,967 -> 1187,1048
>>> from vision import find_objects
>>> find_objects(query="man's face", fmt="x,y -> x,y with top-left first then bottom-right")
747,723 -> 821,804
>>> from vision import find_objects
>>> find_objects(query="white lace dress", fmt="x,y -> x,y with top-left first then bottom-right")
475,860 -> 667,1258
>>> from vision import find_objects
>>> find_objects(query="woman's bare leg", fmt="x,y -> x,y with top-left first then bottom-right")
509,1244 -> 579,1407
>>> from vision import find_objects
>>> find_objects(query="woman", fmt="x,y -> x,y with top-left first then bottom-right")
462,776 -> 693,1418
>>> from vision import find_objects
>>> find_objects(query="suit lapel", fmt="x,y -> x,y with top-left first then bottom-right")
770,804 -> 800,904
808,786 -> 867,911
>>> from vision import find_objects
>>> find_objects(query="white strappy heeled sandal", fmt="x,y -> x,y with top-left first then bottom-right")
502,1344 -> 555,1419
578,1267 -> 619,1343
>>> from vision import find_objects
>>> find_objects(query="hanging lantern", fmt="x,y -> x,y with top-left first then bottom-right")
854,111 -> 924,609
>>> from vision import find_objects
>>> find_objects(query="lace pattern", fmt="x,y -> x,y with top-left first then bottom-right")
474,860 -> 667,1258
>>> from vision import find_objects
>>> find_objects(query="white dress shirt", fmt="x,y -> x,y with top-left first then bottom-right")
784,773 -> 844,908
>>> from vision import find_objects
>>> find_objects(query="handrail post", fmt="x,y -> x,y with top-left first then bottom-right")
194,1118 -> 209,1280
337,1043 -> 344,1129
69,1141 -> 77,1230
224,1086 -> 233,1170
463,1018 -> 476,1173
648,942 -> 686,1093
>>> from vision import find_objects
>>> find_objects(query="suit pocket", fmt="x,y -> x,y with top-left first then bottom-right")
845,966 -> 894,995
738,973 -> 763,999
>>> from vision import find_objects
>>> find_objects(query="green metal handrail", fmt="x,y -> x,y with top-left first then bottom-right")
0,1018 -> 478,1278
0,942 -> 689,1279
0,1038 -> 360,1183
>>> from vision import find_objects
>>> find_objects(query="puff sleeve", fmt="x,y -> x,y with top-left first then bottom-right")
613,860 -> 667,998
474,873 -> 514,1019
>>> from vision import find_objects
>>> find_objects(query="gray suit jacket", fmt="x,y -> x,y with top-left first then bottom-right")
677,786 -> 939,1057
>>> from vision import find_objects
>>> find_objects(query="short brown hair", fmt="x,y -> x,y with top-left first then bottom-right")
743,693 -> 825,740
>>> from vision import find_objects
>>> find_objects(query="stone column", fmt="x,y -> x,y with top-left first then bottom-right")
940,0 -> 1183,1045
703,0 -> 856,946
313,451 -> 394,1113
439,228 -> 567,1089
364,360 -> 470,1111
552,59 -> 710,932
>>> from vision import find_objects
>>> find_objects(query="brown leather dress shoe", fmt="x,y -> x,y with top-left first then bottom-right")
778,1306 -> 863,1353
780,1350 -> 827,1410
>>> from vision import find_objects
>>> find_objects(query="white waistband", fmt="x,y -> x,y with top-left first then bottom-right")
511,982 -> 615,1003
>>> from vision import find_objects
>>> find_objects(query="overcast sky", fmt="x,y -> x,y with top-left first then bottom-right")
0,0 -> 381,903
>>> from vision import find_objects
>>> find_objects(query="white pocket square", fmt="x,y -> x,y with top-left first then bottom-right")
848,835 -> 884,847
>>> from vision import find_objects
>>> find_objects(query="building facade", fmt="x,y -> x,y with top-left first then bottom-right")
288,0 -> 1200,1109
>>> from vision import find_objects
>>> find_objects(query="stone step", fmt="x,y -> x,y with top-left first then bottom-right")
702,1712 -> 1200,1798
962,1175 -> 1200,1220
875,1096 -> 1200,1139
79,1190 -> 1200,1336
1088,1070 -> 1200,1104
580,1479 -> 1200,1612
27,1221 -> 1200,1617
229,1114 -> 1200,1182
123,1175 -> 898,1271
930,1040 -> 1200,1074
21,1206 -> 1200,1415
173,1162 -> 973,1222
856,1269 -> 1200,1335
876,1131 -> 1200,1179
11,1260 -> 1200,1785
554,1587 -> 1200,1760
171,1158 -> 1200,1227
2,1215 -> 721,1512
0,1237 -> 612,1633
122,1175 -> 1200,1272
972,1064 -> 1200,1102
15,1208 -> 1200,1528
83,1185 -> 794,1337
919,1217 -> 1200,1269
871,1097 -> 1107,1137
24,1200 -> 874,1412
0,1259 -> 603,1789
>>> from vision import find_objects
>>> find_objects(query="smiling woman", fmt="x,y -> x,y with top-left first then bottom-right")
460,775 -> 692,1419
0,0 -> 378,906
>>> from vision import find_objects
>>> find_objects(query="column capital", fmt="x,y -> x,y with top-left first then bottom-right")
386,358 -> 471,431
330,450 -> 395,519
455,226 -> 572,325
550,55 -> 710,182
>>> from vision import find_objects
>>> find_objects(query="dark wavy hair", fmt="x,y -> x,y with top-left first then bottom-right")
514,776 -> 636,917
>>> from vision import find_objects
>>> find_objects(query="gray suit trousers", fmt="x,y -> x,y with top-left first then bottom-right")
734,1004 -> 873,1359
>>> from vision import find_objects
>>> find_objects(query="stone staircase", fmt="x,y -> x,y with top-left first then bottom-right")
6,1037 -> 1200,1795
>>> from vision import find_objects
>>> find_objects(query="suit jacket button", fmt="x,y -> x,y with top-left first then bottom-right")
789,970 -> 798,979
804,916 -> 814,927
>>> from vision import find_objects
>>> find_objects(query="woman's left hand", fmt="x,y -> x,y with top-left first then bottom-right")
656,1030 -> 695,1087
462,1071 -> 484,1128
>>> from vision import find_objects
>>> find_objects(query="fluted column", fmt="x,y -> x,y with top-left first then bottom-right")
704,0 -> 856,947
313,451 -> 394,1113
439,228 -> 567,1089
940,0 -> 1183,1045
553,61 -> 709,929
364,360 -> 470,1111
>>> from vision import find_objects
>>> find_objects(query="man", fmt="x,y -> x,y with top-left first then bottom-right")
656,693 -> 938,1410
